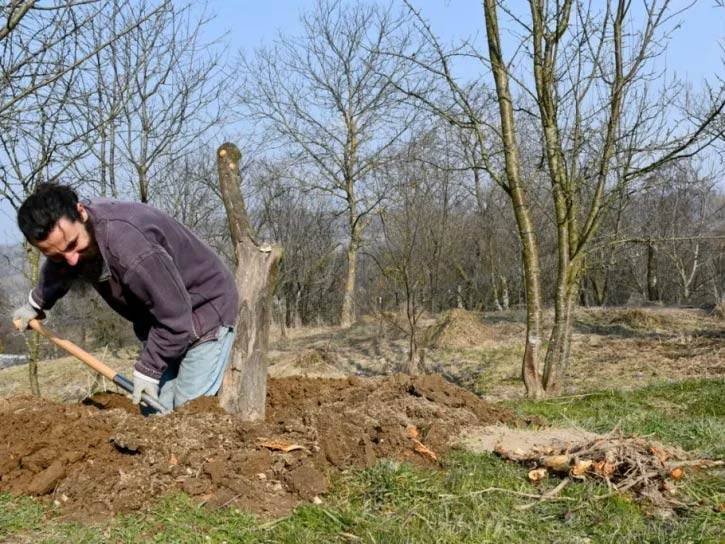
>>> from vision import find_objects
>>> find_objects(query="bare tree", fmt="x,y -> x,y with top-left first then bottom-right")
112,1 -> 225,203
253,160 -> 343,328
391,0 -> 724,396
370,162 -> 432,374
238,0 -> 416,326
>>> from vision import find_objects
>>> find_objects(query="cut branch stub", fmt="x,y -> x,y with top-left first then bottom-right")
216,142 -> 283,420
217,142 -> 253,254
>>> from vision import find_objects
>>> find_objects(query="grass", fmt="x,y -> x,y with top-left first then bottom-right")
511,379 -> 725,457
2,379 -> 723,544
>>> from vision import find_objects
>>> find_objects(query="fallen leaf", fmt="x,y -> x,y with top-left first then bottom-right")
258,440 -> 308,453
411,439 -> 438,462
528,467 -> 548,482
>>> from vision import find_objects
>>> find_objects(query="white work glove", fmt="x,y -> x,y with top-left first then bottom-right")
12,301 -> 44,331
132,370 -> 160,405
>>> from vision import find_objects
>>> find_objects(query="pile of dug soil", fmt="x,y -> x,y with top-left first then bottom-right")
268,348 -> 346,379
0,374 -> 515,519
425,309 -> 491,349
608,308 -> 665,330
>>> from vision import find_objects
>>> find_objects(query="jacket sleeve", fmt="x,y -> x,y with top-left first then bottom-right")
30,259 -> 75,310
124,248 -> 197,380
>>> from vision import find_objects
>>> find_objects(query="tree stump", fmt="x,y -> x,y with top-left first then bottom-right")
216,142 -> 282,420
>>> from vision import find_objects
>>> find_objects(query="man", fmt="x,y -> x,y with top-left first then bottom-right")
12,183 -> 239,413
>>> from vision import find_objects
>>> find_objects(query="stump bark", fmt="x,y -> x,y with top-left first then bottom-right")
217,142 -> 282,420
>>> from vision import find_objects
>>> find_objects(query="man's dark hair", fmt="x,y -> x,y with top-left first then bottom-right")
17,183 -> 81,243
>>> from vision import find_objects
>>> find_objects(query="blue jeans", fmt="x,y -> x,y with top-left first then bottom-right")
155,326 -> 235,412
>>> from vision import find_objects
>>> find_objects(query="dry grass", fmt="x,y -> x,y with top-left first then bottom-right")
264,306 -> 723,401
268,347 -> 346,379
2,306 -> 722,404
0,347 -> 135,402
606,308 -> 666,329
424,308 -> 492,349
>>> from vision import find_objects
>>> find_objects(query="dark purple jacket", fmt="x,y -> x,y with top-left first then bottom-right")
30,198 -> 239,379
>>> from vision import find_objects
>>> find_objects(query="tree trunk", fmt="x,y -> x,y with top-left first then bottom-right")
340,237 -> 358,327
500,275 -> 510,310
25,243 -> 41,396
646,241 -> 659,302
680,242 -> 699,303
274,296 -> 287,340
216,142 -> 282,420
137,164 -> 149,203
488,237 -> 503,311
543,261 -> 580,392
109,121 -> 118,197
591,273 -> 607,306
404,273 -> 420,375
484,0 -> 544,398
293,285 -> 303,329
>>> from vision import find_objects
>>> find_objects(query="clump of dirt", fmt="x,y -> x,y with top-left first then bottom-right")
0,375 -> 517,519
425,309 -> 491,348
608,308 -> 665,330
82,391 -> 139,414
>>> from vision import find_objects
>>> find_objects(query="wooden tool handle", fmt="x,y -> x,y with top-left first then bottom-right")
18,318 -> 169,414
25,319 -> 118,381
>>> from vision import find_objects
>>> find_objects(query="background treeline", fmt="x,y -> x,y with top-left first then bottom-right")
0,1 -> 722,391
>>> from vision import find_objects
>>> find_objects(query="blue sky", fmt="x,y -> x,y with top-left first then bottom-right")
1,1 -> 722,244
206,1 -> 723,81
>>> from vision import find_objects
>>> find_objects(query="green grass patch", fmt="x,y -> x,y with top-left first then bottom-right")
0,493 -> 45,538
511,379 -> 725,457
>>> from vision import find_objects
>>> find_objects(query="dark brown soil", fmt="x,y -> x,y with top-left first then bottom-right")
0,374 -> 516,519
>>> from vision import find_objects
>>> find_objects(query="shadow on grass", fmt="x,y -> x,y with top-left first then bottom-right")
572,320 -> 661,339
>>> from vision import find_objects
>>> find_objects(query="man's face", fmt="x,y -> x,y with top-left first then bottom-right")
34,203 -> 96,267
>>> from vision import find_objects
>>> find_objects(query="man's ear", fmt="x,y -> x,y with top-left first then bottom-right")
77,202 -> 88,222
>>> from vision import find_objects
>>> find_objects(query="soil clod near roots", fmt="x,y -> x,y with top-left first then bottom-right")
0,374 -> 515,519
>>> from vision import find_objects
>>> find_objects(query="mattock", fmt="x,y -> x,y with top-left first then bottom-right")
15,318 -> 169,414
